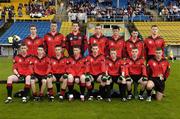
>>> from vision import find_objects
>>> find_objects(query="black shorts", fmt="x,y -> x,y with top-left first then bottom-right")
111,76 -> 119,83
150,77 -> 165,93
53,74 -> 63,80
91,74 -> 100,82
34,74 -> 47,81
130,75 -> 142,83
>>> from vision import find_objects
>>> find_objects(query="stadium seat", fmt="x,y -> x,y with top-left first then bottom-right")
0,21 -> 61,44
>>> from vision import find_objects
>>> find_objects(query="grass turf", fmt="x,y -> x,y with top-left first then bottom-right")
0,57 -> 180,119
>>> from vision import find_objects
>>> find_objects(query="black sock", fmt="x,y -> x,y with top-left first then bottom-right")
140,90 -> 145,95
121,84 -> 127,98
128,89 -> 132,95
99,85 -> 105,97
80,86 -> 85,95
147,89 -> 152,97
7,85 -> 12,97
68,85 -> 74,94
56,81 -> 60,93
23,87 -> 30,97
106,85 -> 111,98
110,82 -> 114,90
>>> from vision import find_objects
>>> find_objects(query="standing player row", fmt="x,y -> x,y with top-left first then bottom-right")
22,21 -> 165,60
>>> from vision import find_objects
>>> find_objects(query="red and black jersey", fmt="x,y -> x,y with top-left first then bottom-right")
66,56 -> 86,76
107,36 -> 126,58
22,36 -> 44,56
13,54 -> 33,76
105,57 -> 126,76
88,34 -> 108,56
125,37 -> 144,58
126,58 -> 147,77
86,54 -> 106,75
44,32 -> 66,57
31,56 -> 51,76
66,32 -> 88,56
147,58 -> 170,79
50,56 -> 69,74
144,36 -> 165,58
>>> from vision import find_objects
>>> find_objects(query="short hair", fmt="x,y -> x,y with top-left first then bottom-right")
95,23 -> 102,28
91,43 -> 98,47
20,43 -> 27,47
131,28 -> 138,32
72,21 -> 79,26
51,21 -> 57,25
38,45 -> 44,49
156,47 -> 162,51
110,48 -> 116,52
73,45 -> 81,49
132,46 -> 138,50
112,25 -> 120,30
55,45 -> 62,48
151,25 -> 158,28
30,24 -> 36,28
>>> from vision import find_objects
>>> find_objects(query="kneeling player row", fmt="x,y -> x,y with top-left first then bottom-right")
4,43 -> 170,103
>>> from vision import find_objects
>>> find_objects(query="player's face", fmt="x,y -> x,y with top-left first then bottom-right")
95,26 -> 102,34
30,26 -> 37,35
151,27 -> 158,35
37,47 -> 45,56
73,47 -> 81,56
156,50 -> 162,60
113,29 -> 120,36
51,23 -> 57,32
131,31 -> 138,38
20,46 -> 28,54
72,23 -> 79,32
92,46 -> 99,54
132,49 -> 138,58
55,47 -> 62,55
110,50 -> 117,59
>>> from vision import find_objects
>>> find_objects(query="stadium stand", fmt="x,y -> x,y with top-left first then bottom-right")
134,22 -> 180,45
0,21 -> 61,44
60,22 -> 72,36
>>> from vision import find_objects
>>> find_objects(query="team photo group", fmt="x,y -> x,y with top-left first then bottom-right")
4,21 -> 170,104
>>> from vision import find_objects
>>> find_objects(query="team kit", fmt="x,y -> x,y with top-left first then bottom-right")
4,21 -> 170,103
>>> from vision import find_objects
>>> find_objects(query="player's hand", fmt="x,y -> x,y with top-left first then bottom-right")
142,77 -> 148,81
47,74 -> 53,78
126,77 -> 132,81
63,74 -> 68,79
159,74 -> 164,81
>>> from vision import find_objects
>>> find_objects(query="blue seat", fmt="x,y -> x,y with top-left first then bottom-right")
0,21 -> 61,44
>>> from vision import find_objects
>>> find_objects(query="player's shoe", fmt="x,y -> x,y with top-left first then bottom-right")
146,96 -> 152,102
59,95 -> 64,101
97,95 -> 103,100
4,97 -> 13,104
22,97 -> 27,103
33,96 -> 40,102
68,94 -> 74,101
88,96 -> 94,101
105,98 -> 112,102
127,95 -> 133,100
121,97 -> 127,102
49,96 -> 54,102
138,95 -> 144,100
80,95 -> 85,102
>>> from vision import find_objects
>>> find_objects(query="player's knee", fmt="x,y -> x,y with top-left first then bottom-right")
75,78 -> 79,84
80,75 -> 85,83
30,80 -> 36,85
146,81 -> 154,90
68,74 -> 74,82
7,76 -> 13,84
41,79 -> 47,84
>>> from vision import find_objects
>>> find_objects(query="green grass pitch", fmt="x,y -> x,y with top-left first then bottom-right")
0,57 -> 180,119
